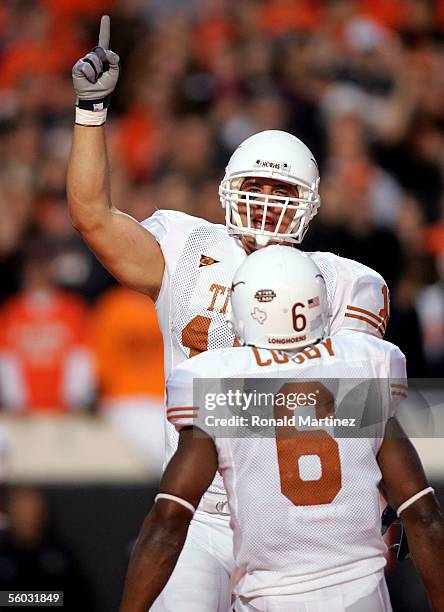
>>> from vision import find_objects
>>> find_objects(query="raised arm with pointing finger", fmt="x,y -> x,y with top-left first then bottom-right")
67,16 -> 164,300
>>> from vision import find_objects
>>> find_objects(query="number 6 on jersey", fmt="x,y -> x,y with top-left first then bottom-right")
274,382 -> 342,506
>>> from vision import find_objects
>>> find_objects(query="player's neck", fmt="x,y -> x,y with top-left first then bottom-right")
239,236 -> 255,255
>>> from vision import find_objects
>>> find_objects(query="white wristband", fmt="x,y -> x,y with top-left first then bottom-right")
155,493 -> 196,515
397,486 -> 435,517
75,107 -> 107,126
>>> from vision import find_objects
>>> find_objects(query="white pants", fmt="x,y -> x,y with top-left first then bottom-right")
150,507 -> 234,611
232,573 -> 392,612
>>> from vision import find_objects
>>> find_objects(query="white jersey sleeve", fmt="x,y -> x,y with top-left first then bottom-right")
166,363 -> 197,431
141,210 -> 205,308
386,342 -> 407,418
311,253 -> 389,338
166,348 -> 247,433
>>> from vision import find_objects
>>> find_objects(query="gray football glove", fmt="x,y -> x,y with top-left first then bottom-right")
72,15 -> 119,112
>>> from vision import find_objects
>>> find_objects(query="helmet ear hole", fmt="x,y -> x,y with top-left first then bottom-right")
227,294 -> 244,343
234,319 -> 245,345
226,301 -> 245,344
225,305 -> 234,331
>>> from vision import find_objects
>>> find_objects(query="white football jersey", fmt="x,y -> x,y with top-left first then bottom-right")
167,335 -> 407,597
142,210 -> 390,492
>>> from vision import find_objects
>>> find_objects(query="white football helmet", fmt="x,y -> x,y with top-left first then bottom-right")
219,130 -> 320,248
228,245 -> 328,350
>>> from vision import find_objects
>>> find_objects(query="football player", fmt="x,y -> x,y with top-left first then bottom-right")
68,17 -> 392,611
119,247 -> 444,612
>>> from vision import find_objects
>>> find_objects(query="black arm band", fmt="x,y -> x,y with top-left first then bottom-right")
76,94 -> 112,111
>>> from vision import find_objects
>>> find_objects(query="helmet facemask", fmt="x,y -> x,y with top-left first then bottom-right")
219,174 -> 320,248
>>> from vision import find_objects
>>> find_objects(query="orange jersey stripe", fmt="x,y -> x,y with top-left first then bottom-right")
344,312 -> 384,336
167,406 -> 199,414
346,305 -> 385,324
168,413 -> 197,422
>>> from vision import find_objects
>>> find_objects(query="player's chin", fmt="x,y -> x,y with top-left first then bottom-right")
240,233 -> 289,253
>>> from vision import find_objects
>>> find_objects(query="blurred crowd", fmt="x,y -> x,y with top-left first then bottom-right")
0,0 -> 444,428
0,486 -> 97,610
